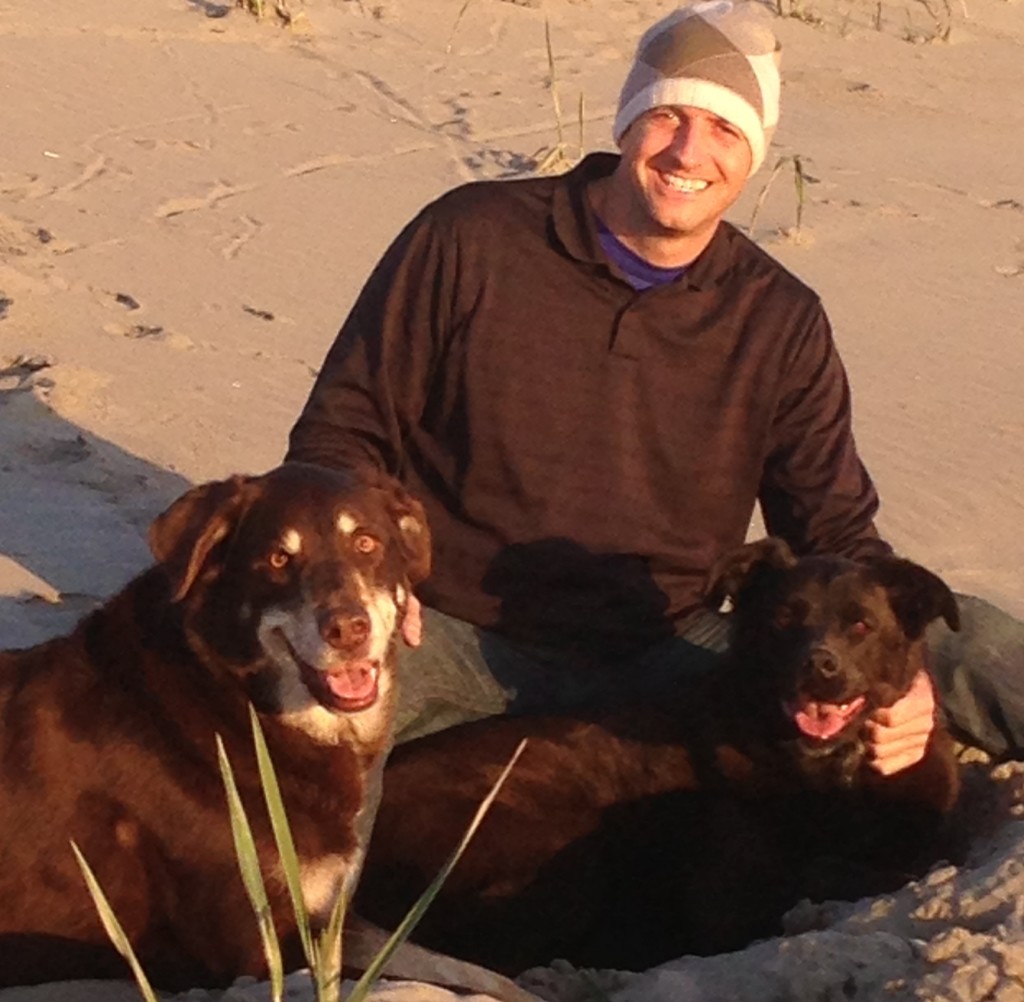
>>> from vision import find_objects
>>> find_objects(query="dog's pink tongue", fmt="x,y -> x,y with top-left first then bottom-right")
791,696 -> 867,741
326,661 -> 377,702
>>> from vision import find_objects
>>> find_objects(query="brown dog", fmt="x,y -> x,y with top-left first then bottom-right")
0,463 -> 431,989
357,539 -> 962,974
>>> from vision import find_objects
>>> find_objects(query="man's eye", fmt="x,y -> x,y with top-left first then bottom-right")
646,108 -> 680,127
353,534 -> 379,555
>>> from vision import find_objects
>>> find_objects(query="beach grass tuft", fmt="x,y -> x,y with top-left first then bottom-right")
236,0 -> 308,29
70,843 -> 163,1002
748,154 -> 809,241
533,19 -> 585,176
911,0 -> 955,40
75,707 -> 527,1001
774,0 -> 825,25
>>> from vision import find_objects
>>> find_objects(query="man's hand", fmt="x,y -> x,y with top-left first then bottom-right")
864,669 -> 936,775
401,593 -> 423,647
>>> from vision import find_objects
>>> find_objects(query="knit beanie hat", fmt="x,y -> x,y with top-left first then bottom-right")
613,1 -> 782,176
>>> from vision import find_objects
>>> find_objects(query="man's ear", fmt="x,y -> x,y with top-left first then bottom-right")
148,476 -> 253,602
373,477 -> 431,585
867,557 -> 961,640
704,537 -> 797,610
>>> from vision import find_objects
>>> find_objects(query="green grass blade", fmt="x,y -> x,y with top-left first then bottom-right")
249,705 -> 316,968
577,91 -> 585,162
217,734 -> 285,1001
71,842 -> 161,1002
748,156 -> 788,237
793,154 -> 806,233
544,19 -> 565,148
347,739 -> 528,1002
445,0 -> 473,54
311,884 -> 348,1002
313,929 -> 342,1002
534,145 -> 565,175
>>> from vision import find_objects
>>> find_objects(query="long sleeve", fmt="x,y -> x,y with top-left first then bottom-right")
758,306 -> 891,562
286,206 -> 453,479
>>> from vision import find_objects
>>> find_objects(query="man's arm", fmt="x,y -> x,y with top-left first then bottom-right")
286,206 -> 453,478
758,305 -> 935,772
758,305 -> 889,562
287,208 -> 458,651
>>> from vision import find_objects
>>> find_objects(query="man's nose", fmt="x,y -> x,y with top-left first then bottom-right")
666,117 -> 707,165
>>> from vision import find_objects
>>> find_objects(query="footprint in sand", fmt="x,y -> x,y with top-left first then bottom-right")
155,180 -> 254,219
97,286 -> 196,347
92,285 -> 146,315
101,320 -> 196,350
0,354 -> 55,393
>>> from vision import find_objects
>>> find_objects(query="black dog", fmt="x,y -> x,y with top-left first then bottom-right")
357,539 -> 962,973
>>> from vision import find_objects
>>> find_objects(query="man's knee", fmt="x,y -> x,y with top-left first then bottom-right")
394,608 -> 511,744
928,594 -> 1024,757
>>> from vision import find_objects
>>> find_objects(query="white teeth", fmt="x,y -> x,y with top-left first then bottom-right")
663,174 -> 709,192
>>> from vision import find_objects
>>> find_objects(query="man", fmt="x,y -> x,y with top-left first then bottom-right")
287,1 -> 1024,767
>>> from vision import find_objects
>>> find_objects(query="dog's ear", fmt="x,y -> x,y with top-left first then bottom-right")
866,557 -> 960,639
149,476 -> 253,601
704,537 -> 797,609
374,477 -> 431,584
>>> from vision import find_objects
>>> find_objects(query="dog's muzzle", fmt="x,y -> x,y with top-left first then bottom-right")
277,627 -> 382,714
785,645 -> 868,741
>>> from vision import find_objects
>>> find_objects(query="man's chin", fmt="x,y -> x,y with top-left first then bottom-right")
640,205 -> 722,255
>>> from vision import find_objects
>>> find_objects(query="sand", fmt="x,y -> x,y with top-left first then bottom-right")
1,0 -> 1023,998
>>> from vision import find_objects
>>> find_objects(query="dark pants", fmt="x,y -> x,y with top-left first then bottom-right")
395,595 -> 1024,758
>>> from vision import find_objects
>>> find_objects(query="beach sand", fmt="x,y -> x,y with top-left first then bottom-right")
1,0 -> 1023,998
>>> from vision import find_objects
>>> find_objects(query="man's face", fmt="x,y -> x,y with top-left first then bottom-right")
612,105 -> 753,259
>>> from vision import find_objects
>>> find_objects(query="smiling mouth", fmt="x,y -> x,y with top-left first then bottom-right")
658,172 -> 709,193
277,630 -> 381,713
783,695 -> 868,742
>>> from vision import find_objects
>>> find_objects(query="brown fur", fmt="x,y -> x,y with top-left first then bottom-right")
0,463 -> 430,989
357,539 -> 962,974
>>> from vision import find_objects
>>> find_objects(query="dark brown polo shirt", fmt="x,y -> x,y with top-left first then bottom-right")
288,153 -> 886,658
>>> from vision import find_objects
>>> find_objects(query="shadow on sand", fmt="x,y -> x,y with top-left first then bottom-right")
0,359 -> 190,648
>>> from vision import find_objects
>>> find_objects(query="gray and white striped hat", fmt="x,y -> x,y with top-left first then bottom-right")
613,1 -> 782,175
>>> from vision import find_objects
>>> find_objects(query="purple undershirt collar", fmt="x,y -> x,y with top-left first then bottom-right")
595,216 -> 687,291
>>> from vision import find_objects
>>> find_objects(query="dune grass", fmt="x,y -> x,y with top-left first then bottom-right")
533,18 -> 585,176
75,707 -> 527,1002
236,0 -> 307,29
748,154 -> 809,241
70,845 -> 163,1002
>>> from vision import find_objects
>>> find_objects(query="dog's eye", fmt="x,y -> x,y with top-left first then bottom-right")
851,619 -> 872,637
773,606 -> 796,630
268,550 -> 291,570
353,533 -> 379,555
773,598 -> 810,631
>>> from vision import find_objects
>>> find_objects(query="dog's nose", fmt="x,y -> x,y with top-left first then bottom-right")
809,646 -> 840,679
319,609 -> 371,652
